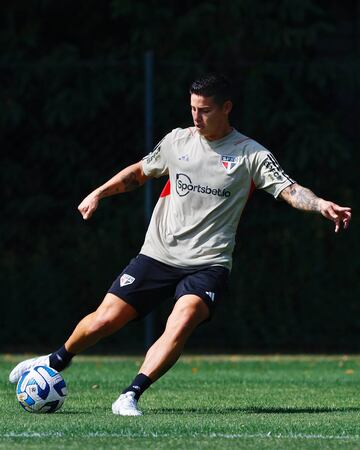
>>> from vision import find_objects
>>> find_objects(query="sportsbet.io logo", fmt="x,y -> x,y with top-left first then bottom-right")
176,173 -> 231,198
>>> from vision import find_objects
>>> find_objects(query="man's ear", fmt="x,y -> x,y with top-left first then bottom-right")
223,100 -> 233,115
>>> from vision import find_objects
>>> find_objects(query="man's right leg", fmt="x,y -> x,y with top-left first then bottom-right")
64,293 -> 137,354
9,293 -> 137,383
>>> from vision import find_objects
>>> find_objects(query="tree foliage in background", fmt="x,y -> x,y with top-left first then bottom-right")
0,0 -> 358,352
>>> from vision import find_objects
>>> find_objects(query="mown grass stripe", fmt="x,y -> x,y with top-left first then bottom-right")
2,432 -> 360,440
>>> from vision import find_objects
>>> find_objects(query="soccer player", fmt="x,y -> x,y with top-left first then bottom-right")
9,74 -> 352,416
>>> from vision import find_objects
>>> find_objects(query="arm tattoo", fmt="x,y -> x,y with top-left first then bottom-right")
122,172 -> 141,192
281,184 -> 321,212
97,165 -> 144,198
99,185 -> 121,196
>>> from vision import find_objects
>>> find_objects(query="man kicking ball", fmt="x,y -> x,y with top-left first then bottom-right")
9,73 -> 351,416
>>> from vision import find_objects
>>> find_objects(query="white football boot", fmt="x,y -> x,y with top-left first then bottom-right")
112,391 -> 143,416
9,354 -> 51,384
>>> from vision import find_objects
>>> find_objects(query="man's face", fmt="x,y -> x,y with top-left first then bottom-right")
190,94 -> 232,141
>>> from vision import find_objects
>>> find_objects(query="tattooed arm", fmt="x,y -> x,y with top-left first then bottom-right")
78,161 -> 149,220
279,183 -> 352,232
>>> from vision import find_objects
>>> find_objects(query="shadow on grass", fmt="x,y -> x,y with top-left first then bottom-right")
148,406 -> 360,415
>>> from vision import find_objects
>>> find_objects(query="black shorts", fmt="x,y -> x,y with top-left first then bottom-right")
108,254 -> 229,319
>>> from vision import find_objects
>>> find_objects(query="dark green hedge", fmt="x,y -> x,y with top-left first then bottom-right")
1,1 -> 358,352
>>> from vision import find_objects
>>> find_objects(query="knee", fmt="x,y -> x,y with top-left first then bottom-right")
177,304 -> 200,326
167,301 -> 208,336
85,313 -> 114,337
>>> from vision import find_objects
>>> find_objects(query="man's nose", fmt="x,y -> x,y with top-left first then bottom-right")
194,111 -> 202,122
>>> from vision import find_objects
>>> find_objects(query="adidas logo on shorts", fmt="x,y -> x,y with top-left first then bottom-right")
120,274 -> 135,287
206,291 -> 215,302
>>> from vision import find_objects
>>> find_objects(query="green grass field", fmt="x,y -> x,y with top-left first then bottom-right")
1,354 -> 360,449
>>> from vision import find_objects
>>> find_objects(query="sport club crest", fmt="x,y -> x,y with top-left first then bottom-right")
120,274 -> 135,287
220,155 -> 239,173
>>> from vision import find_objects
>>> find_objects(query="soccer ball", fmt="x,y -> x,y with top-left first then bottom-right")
16,365 -> 67,413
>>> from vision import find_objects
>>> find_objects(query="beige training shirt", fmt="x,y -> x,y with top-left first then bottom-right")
141,127 -> 294,270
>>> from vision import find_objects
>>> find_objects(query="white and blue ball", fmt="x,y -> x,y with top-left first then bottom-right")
16,365 -> 67,413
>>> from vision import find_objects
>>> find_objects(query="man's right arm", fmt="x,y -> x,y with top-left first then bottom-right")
78,161 -> 149,220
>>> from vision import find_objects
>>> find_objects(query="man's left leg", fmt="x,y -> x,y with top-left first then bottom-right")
112,294 -> 209,416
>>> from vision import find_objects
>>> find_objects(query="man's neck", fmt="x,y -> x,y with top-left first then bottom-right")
203,125 -> 233,141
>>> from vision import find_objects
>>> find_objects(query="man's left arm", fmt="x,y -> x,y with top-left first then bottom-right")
279,183 -> 352,233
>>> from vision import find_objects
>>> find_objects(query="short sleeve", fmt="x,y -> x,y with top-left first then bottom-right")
250,147 -> 295,198
141,132 -> 172,178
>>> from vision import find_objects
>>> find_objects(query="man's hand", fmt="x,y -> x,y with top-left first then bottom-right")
280,183 -> 352,233
77,161 -> 149,221
78,192 -> 100,220
318,199 -> 352,233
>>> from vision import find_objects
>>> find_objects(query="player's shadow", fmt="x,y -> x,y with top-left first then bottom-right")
149,406 -> 360,415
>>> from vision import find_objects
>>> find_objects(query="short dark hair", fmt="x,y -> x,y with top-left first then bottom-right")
190,73 -> 232,105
